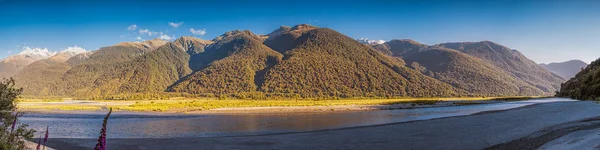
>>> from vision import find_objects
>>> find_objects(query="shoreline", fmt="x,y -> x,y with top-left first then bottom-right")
18,98 -> 512,115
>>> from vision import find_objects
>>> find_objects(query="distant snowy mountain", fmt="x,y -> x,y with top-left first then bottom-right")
357,38 -> 386,45
0,46 -> 87,79
17,47 -> 57,58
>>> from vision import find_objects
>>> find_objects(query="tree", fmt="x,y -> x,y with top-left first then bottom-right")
0,78 -> 35,150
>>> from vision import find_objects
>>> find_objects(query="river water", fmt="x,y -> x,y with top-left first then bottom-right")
19,98 -> 574,139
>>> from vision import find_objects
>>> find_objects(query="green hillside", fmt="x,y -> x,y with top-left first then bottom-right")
169,30 -> 284,95
8,24 -> 565,99
437,41 -> 564,94
259,25 -> 461,98
13,55 -> 72,96
402,47 -> 543,96
557,58 -> 600,100
60,40 -> 168,96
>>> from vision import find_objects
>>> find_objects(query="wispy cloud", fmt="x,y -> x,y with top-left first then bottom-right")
159,34 -> 174,41
126,24 -> 207,42
127,24 -> 137,31
169,22 -> 183,28
139,29 -> 154,36
189,28 -> 206,36
60,46 -> 87,54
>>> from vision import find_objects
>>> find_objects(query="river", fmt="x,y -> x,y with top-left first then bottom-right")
19,98 -> 574,139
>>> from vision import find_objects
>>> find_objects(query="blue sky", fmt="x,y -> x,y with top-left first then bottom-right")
1,0 -> 599,63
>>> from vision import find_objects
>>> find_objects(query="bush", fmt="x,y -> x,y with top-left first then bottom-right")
0,78 -> 35,150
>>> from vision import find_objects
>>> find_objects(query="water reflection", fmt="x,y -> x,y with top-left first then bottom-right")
20,98 -> 575,138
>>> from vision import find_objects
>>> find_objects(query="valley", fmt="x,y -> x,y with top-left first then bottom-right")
3,1 -> 600,149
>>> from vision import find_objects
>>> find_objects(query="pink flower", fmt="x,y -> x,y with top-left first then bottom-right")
94,108 -> 112,150
43,126 -> 49,150
10,112 -> 17,133
36,134 -> 42,150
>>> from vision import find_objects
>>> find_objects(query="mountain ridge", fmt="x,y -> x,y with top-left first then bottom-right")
435,41 -> 565,94
540,60 -> 588,79
3,24 -> 567,99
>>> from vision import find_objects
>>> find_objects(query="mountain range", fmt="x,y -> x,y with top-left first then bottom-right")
0,24 -> 566,98
368,40 -> 564,96
0,47 -> 64,79
540,60 -> 588,80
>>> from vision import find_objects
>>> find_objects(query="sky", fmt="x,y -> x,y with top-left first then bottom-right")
0,0 -> 599,64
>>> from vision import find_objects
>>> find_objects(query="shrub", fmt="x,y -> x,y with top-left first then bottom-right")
0,78 -> 35,150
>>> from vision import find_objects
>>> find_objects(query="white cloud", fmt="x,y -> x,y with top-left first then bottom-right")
371,40 -> 386,44
159,34 -> 174,41
136,36 -> 142,40
189,28 -> 206,36
127,24 -> 137,31
19,47 -> 56,57
138,29 -> 161,36
155,31 -> 175,41
169,22 -> 183,28
60,46 -> 87,55
357,38 -> 386,45
139,29 -> 152,36
7,50 -> 12,54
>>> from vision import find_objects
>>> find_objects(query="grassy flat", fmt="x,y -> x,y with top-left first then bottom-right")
16,96 -> 542,112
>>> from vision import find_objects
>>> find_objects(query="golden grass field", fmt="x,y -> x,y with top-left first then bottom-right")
16,96 -> 542,112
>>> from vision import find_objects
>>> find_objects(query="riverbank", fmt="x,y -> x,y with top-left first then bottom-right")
16,96 -> 538,114
43,99 -> 600,150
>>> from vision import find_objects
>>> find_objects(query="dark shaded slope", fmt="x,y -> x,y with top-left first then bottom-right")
260,26 -> 460,98
169,31 -> 284,94
264,25 -> 316,54
382,39 -> 429,57
117,37 -> 212,93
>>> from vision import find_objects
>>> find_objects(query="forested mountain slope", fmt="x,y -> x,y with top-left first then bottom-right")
436,41 -> 564,94
6,24 -> 565,98
557,58 -> 600,100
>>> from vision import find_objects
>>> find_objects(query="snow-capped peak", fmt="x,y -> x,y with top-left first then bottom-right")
18,47 -> 56,58
59,46 -> 87,55
357,38 -> 386,45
